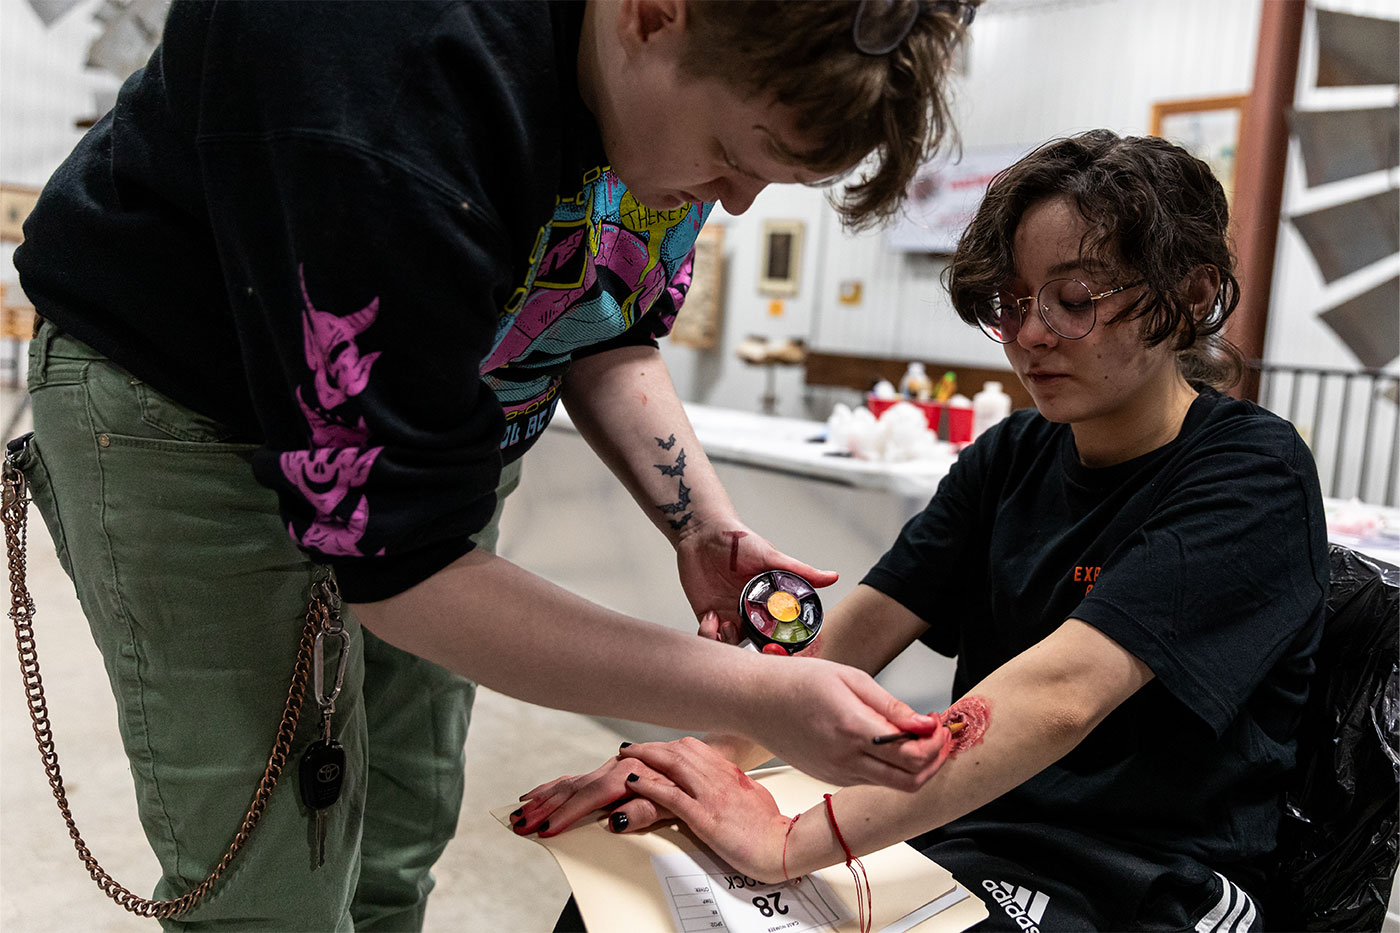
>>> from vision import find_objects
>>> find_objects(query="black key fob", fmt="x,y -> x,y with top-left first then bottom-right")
299,739 -> 345,810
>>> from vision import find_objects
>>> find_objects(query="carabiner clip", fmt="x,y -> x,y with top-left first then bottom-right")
312,576 -> 344,634
312,628 -> 351,711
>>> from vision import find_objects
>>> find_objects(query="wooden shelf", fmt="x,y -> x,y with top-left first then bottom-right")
803,351 -> 1035,412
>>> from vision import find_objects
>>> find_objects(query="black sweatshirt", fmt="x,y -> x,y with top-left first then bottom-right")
17,0 -> 710,601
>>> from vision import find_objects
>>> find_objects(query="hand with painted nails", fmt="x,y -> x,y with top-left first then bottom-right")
614,738 -> 792,882
675,520 -> 837,636
512,747 -> 676,838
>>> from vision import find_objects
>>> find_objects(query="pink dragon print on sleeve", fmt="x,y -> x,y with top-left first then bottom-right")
281,264 -> 386,557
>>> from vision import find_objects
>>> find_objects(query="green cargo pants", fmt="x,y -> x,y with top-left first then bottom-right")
18,322 -> 518,931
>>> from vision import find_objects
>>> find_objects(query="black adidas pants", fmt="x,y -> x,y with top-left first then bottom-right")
920,833 -> 1265,932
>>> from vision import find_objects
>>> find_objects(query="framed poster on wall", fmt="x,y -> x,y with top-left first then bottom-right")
670,224 -> 724,349
758,220 -> 804,297
1150,95 -> 1248,207
0,184 -> 42,242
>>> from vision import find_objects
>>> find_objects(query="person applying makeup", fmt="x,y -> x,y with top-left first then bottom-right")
520,130 -> 1328,932
8,2 -> 980,928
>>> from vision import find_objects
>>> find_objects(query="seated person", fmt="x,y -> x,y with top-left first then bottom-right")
514,130 -> 1328,932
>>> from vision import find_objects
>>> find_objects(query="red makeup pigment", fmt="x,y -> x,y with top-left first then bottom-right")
942,695 -> 991,758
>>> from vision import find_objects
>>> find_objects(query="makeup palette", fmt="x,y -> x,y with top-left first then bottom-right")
738,570 -> 823,654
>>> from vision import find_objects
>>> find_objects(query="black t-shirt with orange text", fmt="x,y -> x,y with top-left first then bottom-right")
863,389 -> 1327,895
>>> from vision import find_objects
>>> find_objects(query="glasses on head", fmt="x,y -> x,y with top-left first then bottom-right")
975,278 -> 1142,344
852,0 -> 977,56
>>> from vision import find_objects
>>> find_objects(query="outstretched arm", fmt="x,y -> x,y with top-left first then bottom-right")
352,555 -> 943,791
515,583 -> 936,833
616,614 -> 1154,881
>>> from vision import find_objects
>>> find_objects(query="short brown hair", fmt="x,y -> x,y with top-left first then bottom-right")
946,130 -> 1245,390
678,0 -> 977,231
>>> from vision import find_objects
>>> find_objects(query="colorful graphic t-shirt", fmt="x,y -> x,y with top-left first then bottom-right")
481,178 -> 709,455
15,0 -> 704,601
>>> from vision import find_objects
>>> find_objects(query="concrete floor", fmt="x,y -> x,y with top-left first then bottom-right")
0,395 -> 628,932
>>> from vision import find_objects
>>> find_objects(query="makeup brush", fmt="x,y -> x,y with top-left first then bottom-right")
872,721 -> 964,745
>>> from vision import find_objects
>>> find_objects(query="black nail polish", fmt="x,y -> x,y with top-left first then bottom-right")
610,811 -> 629,832
627,773 -> 640,783
619,741 -> 632,748
538,820 -> 550,833
510,808 -> 523,818
513,818 -> 525,828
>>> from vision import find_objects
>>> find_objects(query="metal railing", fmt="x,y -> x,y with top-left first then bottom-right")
1252,362 -> 1400,507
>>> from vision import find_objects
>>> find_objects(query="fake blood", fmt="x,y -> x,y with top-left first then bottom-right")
942,695 -> 991,759
732,765 -> 760,791
724,531 -> 748,571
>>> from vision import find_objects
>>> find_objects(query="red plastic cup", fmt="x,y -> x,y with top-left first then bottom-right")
867,395 -> 943,433
947,405 -> 974,444
917,401 -> 945,433
866,396 -> 898,420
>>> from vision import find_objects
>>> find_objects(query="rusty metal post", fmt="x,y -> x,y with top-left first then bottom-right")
1230,0 -> 1307,401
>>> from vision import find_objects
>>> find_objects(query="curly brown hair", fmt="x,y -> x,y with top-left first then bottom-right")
678,0 -> 977,231
946,129 -> 1245,389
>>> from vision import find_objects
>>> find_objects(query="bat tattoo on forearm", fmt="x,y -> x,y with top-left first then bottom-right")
657,481 -> 691,514
653,434 -> 692,530
654,450 -> 686,476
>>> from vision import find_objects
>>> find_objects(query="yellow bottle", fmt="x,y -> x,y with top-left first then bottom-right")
933,371 -> 957,402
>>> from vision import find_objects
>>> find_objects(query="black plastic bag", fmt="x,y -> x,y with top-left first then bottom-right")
1270,545 -> 1399,931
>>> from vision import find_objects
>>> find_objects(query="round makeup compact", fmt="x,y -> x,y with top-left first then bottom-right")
738,570 -> 823,654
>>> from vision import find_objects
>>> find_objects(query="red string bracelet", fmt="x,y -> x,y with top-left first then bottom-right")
781,812 -> 802,882
823,793 -> 871,933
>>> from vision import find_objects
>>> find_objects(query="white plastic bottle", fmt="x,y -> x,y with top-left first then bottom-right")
972,381 -> 1012,440
898,362 -> 933,400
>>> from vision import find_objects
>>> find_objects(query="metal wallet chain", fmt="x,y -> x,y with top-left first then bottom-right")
1,443 -> 338,919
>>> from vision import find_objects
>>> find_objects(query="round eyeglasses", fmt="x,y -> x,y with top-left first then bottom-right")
976,278 -> 1142,344
852,0 -> 977,56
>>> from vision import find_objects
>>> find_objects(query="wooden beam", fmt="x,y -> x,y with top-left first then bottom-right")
1230,0 -> 1306,401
